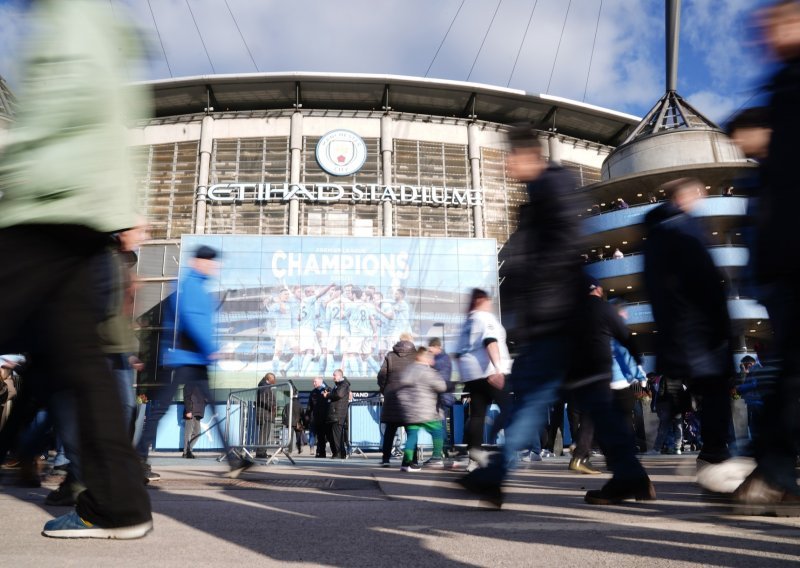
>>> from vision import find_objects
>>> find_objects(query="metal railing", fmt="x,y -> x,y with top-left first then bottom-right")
225,381 -> 297,465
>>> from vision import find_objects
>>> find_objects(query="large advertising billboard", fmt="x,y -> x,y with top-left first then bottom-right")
175,235 -> 499,389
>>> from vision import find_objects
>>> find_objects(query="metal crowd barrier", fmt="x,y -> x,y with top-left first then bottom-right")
226,380 -> 296,465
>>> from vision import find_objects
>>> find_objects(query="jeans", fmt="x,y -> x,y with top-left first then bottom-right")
109,355 -> 136,441
653,405 -> 683,452
495,337 -> 570,477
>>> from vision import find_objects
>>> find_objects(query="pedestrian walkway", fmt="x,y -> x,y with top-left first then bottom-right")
1,453 -> 798,567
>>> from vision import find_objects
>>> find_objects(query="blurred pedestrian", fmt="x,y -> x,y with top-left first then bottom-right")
457,124 -> 584,507
308,377 -> 331,457
0,0 -> 153,538
731,1 -> 800,515
256,372 -> 276,458
136,246 -> 254,480
643,178 -> 734,486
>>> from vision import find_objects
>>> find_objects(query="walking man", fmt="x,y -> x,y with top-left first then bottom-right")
136,246 -> 254,479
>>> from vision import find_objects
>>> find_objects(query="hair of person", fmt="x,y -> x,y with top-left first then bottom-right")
725,107 -> 770,135
740,355 -> 757,365
507,122 -> 544,151
263,372 -> 276,382
659,177 -> 703,199
416,346 -> 429,357
428,337 -> 442,348
396,287 -> 406,297
399,332 -> 414,342
467,288 -> 489,312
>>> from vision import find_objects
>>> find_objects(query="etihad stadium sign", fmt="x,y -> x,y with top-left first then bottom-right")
205,182 -> 483,207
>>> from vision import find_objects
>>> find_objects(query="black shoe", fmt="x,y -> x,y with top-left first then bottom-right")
182,451 -> 196,459
142,461 -> 161,483
255,452 -> 268,459
45,483 -> 78,507
456,473 -> 503,509
315,454 -> 327,458
584,477 -> 656,505
379,459 -> 391,467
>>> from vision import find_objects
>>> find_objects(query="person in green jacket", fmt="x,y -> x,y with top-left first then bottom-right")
0,0 -> 153,539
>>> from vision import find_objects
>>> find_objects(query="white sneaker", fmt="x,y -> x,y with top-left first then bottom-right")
696,457 -> 757,494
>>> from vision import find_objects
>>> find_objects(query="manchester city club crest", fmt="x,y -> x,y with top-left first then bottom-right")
316,129 -> 368,176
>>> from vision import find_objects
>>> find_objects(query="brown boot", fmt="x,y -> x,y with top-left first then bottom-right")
733,471 -> 800,517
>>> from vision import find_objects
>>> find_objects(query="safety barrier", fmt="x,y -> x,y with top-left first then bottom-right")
226,380 -> 296,465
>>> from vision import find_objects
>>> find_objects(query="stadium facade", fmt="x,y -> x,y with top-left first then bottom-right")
129,72 -> 643,392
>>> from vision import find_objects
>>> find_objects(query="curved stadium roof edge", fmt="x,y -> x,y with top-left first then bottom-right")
140,72 -> 640,147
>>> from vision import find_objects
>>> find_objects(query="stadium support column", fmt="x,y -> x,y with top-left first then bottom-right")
548,134 -> 562,165
381,114 -> 393,236
289,112 -> 303,235
194,115 -> 214,234
468,122 -> 484,239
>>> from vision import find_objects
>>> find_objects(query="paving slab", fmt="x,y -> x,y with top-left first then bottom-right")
1,453 -> 799,567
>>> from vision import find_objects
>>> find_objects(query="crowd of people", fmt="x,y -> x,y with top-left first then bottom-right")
0,0 -> 797,541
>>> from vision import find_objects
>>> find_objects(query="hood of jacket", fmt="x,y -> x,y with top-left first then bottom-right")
392,340 -> 416,357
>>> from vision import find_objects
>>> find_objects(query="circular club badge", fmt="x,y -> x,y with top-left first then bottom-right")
315,130 -> 367,176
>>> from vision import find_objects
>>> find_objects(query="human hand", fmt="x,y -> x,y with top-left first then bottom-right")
185,412 -> 192,419
129,355 -> 145,371
487,372 -> 505,389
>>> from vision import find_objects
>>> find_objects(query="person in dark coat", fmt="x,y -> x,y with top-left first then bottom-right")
182,380 -> 206,459
324,369 -> 350,459
458,124 -> 585,508
308,376 -> 330,457
255,372 -> 276,458
563,277 -> 655,502
731,2 -> 800,514
377,333 -> 417,466
643,178 -> 734,473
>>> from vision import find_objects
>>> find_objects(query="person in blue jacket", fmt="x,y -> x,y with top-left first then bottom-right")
136,246 -> 254,480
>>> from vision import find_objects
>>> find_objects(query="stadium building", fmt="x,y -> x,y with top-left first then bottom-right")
129,72 -> 643,393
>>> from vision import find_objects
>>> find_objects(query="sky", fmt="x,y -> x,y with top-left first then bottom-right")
0,0 -> 777,124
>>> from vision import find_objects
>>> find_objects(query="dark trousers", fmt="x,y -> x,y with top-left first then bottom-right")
569,392 -> 595,460
183,416 -> 202,453
573,380 -> 648,481
136,366 -> 232,463
312,418 -> 328,456
756,279 -> 800,492
611,387 -> 639,453
327,420 -> 346,458
0,225 -> 151,527
686,375 -> 732,463
464,377 -> 510,450
544,399 -> 566,453
381,422 -> 403,461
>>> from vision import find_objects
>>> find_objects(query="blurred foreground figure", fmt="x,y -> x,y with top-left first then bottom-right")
730,1 -> 800,515
643,179 -> 735,470
0,1 -> 152,538
457,124 -> 585,507
136,246 -> 254,479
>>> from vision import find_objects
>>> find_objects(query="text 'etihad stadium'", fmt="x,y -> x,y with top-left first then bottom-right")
205,183 -> 483,207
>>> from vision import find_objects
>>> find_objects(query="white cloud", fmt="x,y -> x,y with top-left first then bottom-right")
0,0 -> 765,121
685,89 -> 741,124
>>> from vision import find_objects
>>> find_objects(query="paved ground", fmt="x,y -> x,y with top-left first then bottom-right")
1,452 -> 799,567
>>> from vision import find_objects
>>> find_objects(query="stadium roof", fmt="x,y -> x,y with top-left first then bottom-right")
142,72 -> 640,147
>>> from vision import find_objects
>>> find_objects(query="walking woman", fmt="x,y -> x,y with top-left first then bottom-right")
456,289 -> 512,468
